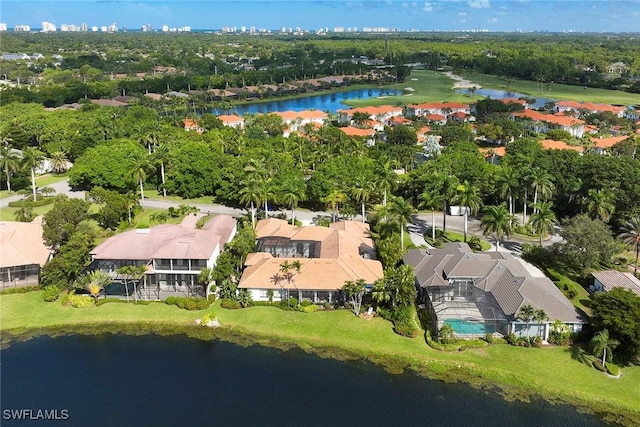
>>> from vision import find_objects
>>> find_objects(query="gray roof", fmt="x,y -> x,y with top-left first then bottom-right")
592,270 -> 640,296
405,243 -> 584,323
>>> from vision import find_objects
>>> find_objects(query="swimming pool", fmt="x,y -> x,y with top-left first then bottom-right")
444,318 -> 497,335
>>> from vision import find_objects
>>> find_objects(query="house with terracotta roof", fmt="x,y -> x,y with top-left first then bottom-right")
0,218 -> 52,289
90,215 -> 237,299
404,243 -> 585,339
554,101 -> 626,118
337,105 -> 403,126
405,102 -> 471,119
478,146 -> 507,164
274,110 -> 329,135
183,118 -> 203,133
207,89 -> 238,100
512,110 -> 585,138
338,126 -> 377,146
591,270 -> 640,296
218,114 -> 245,129
591,135 -> 628,155
238,218 -> 383,303
539,139 -> 584,154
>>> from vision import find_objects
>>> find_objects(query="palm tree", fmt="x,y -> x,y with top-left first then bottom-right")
239,178 -> 261,229
128,151 -> 152,208
530,168 -> 555,214
534,308 -> 549,339
585,188 -> 615,223
351,178 -> 372,224
529,201 -> 558,246
453,181 -> 483,242
418,189 -> 443,242
257,179 -> 277,219
343,278 -> 367,316
0,144 -> 20,192
323,188 -> 346,223
438,323 -> 455,343
496,167 -> 518,215
279,260 -> 302,305
619,216 -> 640,275
375,160 -> 397,207
280,177 -> 306,225
481,204 -> 518,251
49,151 -> 69,174
590,329 -> 619,369
14,201 -> 34,222
85,270 -> 112,303
517,304 -> 535,339
388,196 -> 416,252
21,147 -> 44,201
518,167 -> 533,223
435,173 -> 459,233
153,143 -> 171,197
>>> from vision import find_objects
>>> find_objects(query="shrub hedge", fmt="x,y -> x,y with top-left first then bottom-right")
42,285 -> 60,302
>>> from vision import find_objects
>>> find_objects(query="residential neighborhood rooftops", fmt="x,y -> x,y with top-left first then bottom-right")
592,270 -> 640,296
540,139 -> 584,153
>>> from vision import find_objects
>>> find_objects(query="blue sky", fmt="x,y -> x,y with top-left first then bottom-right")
1,1 -> 639,32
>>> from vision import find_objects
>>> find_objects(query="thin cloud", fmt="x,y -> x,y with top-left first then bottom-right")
468,0 -> 490,9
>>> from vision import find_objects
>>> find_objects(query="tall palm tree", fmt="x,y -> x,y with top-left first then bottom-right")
21,147 -> 44,201
418,189 -> 442,242
590,329 -> 619,369
375,160 -> 397,207
351,178 -> 372,224
529,201 -> 558,246
239,178 -> 261,229
619,216 -> 640,275
280,177 -> 306,225
388,197 -> 416,252
257,179 -> 277,219
530,167 -> 555,214
496,167 -> 518,215
534,308 -> 549,339
49,151 -> 69,174
323,188 -> 346,223
585,188 -> 615,223
481,204 -> 518,252
279,260 -> 302,305
128,151 -> 151,208
0,144 -> 20,192
435,173 -> 459,233
518,167 -> 533,223
517,304 -> 535,339
153,142 -> 171,197
453,181 -> 483,242
84,270 -> 112,303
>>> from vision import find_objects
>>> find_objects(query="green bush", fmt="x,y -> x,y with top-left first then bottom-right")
288,297 -> 298,307
506,333 -> 518,345
323,302 -> 332,310
42,285 -> 60,302
165,296 -> 177,305
174,297 -> 210,310
207,294 -> 216,303
69,293 -> 95,308
592,359 -> 607,372
8,197 -> 55,208
221,298 -> 242,309
484,332 -> 494,344
59,292 -> 70,306
0,286 -> 39,295
300,299 -> 312,307
134,300 -> 151,305
299,304 -> 319,313
606,363 -> 620,376
200,312 -> 217,326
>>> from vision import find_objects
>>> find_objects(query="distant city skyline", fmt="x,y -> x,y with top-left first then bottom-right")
1,1 -> 639,33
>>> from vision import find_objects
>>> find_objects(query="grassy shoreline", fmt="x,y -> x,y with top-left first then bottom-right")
1,291 -> 639,425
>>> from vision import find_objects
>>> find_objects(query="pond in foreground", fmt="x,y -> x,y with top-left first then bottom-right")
1,334 -> 605,426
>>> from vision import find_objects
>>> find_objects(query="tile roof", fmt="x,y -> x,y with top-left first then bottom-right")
91,215 -> 236,261
513,110 -> 584,127
339,126 -> 376,137
591,136 -> 628,149
218,114 -> 244,124
540,139 -> 584,153
404,243 -> 583,322
0,219 -> 51,268
555,101 -> 625,114
592,270 -> 640,296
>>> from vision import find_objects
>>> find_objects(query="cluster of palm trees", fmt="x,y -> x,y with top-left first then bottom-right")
517,304 -> 549,340
0,135 -> 69,196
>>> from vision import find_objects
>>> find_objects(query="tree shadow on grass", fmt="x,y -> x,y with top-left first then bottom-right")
566,343 -> 592,366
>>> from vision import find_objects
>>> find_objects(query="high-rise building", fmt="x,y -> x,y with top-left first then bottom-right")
41,22 -> 57,32
162,24 -> 169,32
14,25 -> 31,32
81,23 -> 88,32
92,26 -> 99,32
0,23 -> 7,32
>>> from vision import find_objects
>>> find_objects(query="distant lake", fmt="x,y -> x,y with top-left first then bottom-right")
214,88 -> 402,115
1,334 -> 605,426
457,88 -> 556,108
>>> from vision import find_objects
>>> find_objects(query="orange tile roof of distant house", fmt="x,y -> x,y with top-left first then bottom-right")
339,126 -> 376,137
218,114 -> 244,123
418,126 -> 431,134
0,219 -> 51,268
478,146 -> 507,157
540,139 -> 584,153
501,98 -> 528,105
592,135 -> 628,149
555,101 -> 625,114
337,105 -> 402,116
390,116 -> 412,125
513,110 -> 584,127
183,118 -> 199,128
427,113 -> 446,122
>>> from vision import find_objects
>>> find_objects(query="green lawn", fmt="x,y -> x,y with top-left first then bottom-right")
145,189 -> 216,205
0,204 -> 53,221
463,72 -> 640,105
131,207 -> 185,227
36,173 -> 68,188
2,291 -> 638,424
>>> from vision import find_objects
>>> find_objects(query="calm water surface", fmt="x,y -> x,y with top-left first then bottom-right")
457,88 -> 556,108
214,88 -> 402,115
1,335 -> 605,427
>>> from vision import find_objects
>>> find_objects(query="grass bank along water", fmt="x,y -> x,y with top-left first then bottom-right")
1,291 -> 639,425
